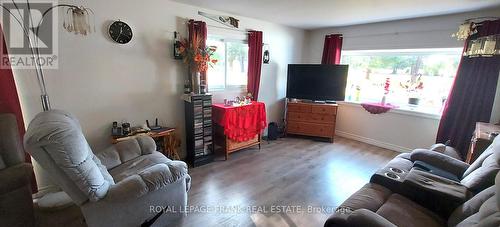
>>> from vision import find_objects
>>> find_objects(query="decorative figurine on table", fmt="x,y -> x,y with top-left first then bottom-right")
234,96 -> 241,106
245,93 -> 253,104
230,94 -> 253,107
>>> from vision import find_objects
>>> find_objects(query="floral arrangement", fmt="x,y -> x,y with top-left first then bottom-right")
400,74 -> 424,94
383,78 -> 390,95
178,34 -> 217,73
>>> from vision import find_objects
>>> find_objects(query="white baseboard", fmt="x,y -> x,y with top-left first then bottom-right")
335,130 -> 411,153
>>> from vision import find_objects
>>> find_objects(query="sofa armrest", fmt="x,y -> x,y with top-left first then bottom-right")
0,163 -> 32,194
410,149 -> 469,177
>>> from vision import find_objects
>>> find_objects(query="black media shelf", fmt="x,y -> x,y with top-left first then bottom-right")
184,94 -> 214,167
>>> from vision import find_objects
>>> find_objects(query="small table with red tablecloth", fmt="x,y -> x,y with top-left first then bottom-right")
212,101 -> 267,160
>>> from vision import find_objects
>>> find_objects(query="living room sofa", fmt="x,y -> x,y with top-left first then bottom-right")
325,136 -> 500,227
325,172 -> 500,227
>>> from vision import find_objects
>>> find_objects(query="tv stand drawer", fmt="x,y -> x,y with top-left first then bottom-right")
312,105 -> 337,115
288,112 -> 335,124
287,103 -> 312,113
287,122 -> 334,137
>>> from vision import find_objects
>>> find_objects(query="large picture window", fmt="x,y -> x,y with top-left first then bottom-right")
207,37 -> 248,91
341,48 -> 462,115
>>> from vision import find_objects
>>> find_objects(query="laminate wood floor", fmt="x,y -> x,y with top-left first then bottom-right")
175,136 -> 398,227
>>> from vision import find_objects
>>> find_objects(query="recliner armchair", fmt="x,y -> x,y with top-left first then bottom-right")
0,113 -> 35,227
24,110 -> 191,227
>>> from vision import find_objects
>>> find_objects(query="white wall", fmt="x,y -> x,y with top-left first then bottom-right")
336,103 -> 440,152
12,0 -> 305,190
304,7 -> 500,152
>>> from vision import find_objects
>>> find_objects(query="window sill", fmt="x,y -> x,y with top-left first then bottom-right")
339,101 -> 442,120
209,87 -> 247,93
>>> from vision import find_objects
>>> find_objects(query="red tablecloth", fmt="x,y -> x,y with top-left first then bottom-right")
361,102 -> 398,114
212,101 -> 267,142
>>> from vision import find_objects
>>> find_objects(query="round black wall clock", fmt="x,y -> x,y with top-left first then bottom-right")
108,20 -> 133,44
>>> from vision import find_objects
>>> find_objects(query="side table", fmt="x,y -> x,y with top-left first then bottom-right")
466,122 -> 500,164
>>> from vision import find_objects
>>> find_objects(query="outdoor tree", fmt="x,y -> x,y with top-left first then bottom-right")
227,43 -> 247,72
368,56 -> 417,74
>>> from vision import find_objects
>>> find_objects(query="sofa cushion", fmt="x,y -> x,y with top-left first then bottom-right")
347,209 -> 397,227
96,146 -> 121,170
97,135 -> 157,170
460,146 -> 499,193
114,138 -> 142,163
376,194 -> 445,227
338,183 -> 392,212
455,197 -> 499,227
462,136 -> 499,177
109,152 -> 187,192
136,135 -> 156,155
109,152 -> 170,182
448,185 -> 496,226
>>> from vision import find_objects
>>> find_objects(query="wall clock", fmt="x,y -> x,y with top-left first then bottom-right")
108,20 -> 133,44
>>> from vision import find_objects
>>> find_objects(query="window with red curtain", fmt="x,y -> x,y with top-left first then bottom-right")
0,25 -> 37,192
321,34 -> 343,64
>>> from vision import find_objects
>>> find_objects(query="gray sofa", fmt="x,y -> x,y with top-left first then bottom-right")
325,136 -> 500,227
0,113 -> 35,227
325,172 -> 500,227
384,135 -> 500,195
24,110 -> 191,227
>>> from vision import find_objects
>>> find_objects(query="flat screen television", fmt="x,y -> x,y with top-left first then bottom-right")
286,64 -> 349,101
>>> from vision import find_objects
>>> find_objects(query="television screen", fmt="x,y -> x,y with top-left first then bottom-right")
286,64 -> 349,101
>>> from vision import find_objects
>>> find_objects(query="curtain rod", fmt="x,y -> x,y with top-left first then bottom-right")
206,23 -> 250,34
466,17 -> 500,22
338,28 -> 456,39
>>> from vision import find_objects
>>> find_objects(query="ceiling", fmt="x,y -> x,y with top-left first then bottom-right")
172,0 -> 500,29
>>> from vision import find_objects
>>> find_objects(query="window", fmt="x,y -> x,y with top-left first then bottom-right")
341,48 -> 462,115
207,37 -> 248,91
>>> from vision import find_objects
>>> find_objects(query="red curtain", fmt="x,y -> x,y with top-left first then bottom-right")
0,26 -> 37,192
247,30 -> 263,100
436,19 -> 500,158
321,34 -> 343,64
188,20 -> 207,81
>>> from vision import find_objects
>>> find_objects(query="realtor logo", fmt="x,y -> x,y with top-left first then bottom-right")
0,1 -> 58,69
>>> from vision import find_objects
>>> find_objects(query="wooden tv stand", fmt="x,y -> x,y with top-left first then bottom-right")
285,101 -> 338,142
